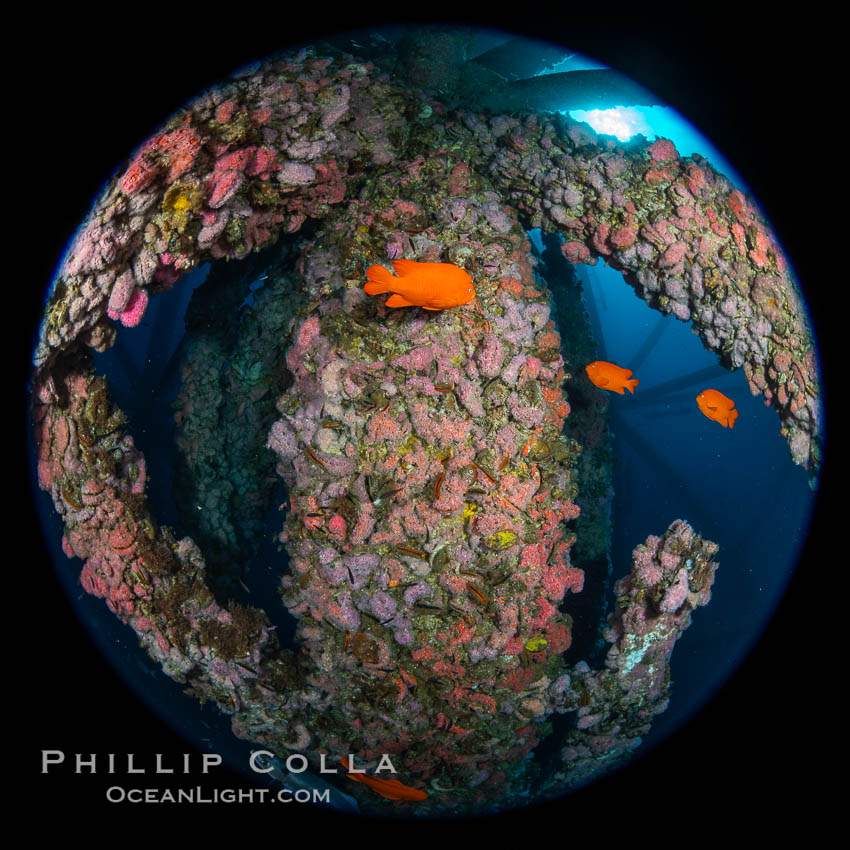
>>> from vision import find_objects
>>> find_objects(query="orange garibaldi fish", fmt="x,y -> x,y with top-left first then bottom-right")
696,389 -> 738,428
364,259 -> 475,310
341,756 -> 427,802
585,360 -> 640,395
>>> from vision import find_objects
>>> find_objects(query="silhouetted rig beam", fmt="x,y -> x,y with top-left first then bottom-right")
627,314 -> 669,374
471,36 -> 573,80
501,70 -> 665,113
627,365 -> 732,408
611,411 -> 714,523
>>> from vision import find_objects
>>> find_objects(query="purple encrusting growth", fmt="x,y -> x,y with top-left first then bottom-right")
30,41 -> 757,815
35,52 -> 819,472
467,114 -> 820,470
261,155 -> 584,813
540,520 -> 719,795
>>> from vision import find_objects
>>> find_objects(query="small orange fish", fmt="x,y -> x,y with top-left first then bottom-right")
341,756 -> 427,802
364,259 -> 475,310
696,389 -> 738,428
585,361 -> 640,394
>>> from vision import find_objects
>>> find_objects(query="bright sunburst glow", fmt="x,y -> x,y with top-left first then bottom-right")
568,107 -> 652,141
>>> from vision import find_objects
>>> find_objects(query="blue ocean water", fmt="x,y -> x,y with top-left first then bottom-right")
578,259 -> 814,742
558,102 -> 815,741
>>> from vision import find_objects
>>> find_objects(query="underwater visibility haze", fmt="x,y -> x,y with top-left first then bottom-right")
28,25 -> 823,819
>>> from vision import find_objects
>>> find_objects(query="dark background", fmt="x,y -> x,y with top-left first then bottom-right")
19,8 -> 833,833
